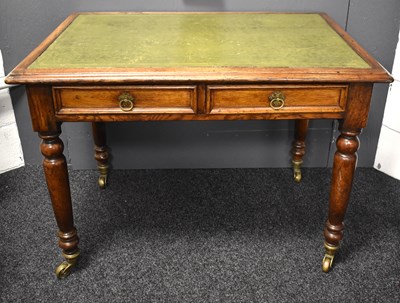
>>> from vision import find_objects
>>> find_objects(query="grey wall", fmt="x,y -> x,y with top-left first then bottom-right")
1,0 -> 399,169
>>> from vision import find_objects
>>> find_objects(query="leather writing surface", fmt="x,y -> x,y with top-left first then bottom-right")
29,13 -> 370,69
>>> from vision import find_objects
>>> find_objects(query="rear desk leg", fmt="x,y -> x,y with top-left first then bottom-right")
291,119 -> 309,182
92,122 -> 109,189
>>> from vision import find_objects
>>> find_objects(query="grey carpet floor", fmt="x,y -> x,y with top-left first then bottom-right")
0,166 -> 399,302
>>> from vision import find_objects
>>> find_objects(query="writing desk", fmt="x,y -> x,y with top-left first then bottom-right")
6,12 -> 392,278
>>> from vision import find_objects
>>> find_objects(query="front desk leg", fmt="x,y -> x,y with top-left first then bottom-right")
40,131 -> 80,278
322,126 -> 360,272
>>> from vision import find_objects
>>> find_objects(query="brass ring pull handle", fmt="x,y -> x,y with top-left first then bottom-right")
269,91 -> 286,110
118,92 -> 135,111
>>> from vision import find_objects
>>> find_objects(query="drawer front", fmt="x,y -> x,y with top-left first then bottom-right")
53,86 -> 198,115
207,85 -> 348,114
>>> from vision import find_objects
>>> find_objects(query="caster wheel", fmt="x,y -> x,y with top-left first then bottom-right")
294,171 -> 302,183
98,176 -> 107,189
292,160 -> 302,183
55,261 -> 73,279
322,255 -> 333,273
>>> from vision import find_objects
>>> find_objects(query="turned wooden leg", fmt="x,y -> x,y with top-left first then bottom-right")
40,131 -> 79,278
291,119 -> 309,182
322,126 -> 360,272
92,122 -> 109,189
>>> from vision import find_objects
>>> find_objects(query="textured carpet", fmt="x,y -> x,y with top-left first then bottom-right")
0,166 -> 399,302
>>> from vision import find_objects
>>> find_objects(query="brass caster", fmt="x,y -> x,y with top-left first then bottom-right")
55,261 -> 74,279
55,250 -> 80,279
322,242 -> 339,273
292,160 -> 302,183
322,254 -> 334,273
294,170 -> 302,183
98,175 -> 107,189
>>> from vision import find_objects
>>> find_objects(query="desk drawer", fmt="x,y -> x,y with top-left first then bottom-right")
53,86 -> 197,115
207,85 -> 348,114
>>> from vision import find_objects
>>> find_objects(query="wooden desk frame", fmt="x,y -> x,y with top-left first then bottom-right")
6,12 -> 392,278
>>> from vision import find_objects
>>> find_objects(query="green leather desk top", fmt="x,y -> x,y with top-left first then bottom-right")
29,13 -> 369,69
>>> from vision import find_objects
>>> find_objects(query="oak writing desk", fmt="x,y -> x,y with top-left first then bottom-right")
6,12 -> 392,278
